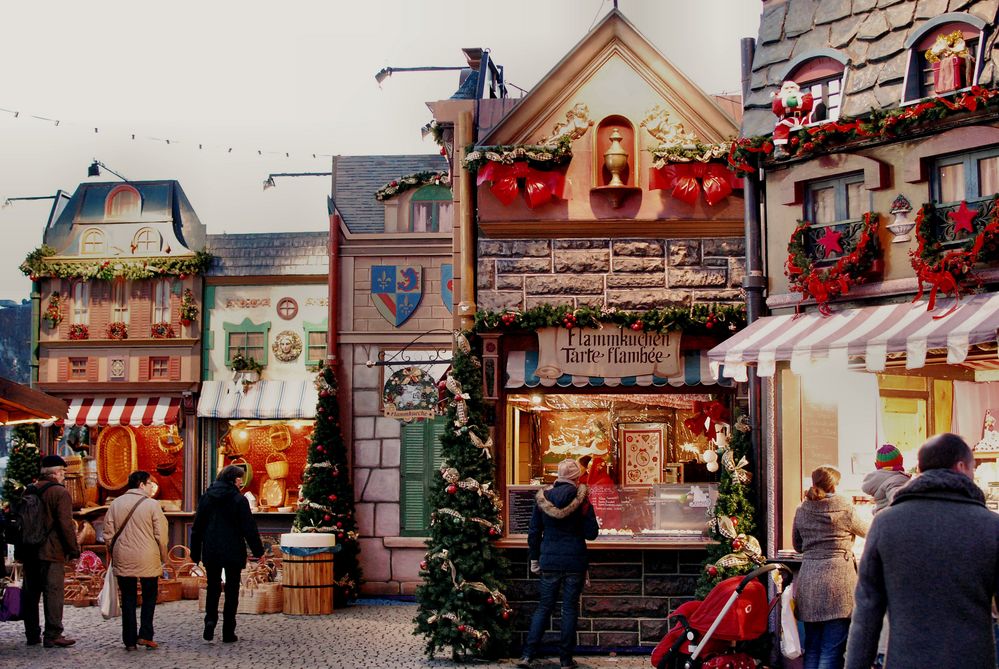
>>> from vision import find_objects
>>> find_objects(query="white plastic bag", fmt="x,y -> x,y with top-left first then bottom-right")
98,565 -> 120,619
780,583 -> 803,659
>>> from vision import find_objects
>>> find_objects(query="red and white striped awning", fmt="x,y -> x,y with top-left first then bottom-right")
66,397 -> 181,426
708,294 -> 999,381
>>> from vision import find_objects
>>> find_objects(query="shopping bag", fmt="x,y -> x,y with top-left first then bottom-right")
780,583 -> 803,659
0,562 -> 22,622
98,565 -> 120,619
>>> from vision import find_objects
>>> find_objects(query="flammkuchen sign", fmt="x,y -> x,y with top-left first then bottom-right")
535,327 -> 680,380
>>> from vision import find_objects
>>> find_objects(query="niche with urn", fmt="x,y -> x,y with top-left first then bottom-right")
591,115 -> 641,208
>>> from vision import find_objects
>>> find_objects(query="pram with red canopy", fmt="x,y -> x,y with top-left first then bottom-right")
651,563 -> 792,669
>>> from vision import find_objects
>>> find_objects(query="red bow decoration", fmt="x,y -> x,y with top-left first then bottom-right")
649,163 -> 742,206
684,400 -> 728,440
477,161 -> 566,208
913,266 -> 961,318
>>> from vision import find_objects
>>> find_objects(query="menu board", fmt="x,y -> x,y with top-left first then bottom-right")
506,485 -> 542,536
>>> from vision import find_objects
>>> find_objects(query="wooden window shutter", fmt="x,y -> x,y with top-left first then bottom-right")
87,357 -> 99,383
138,356 -> 150,382
90,282 -> 110,337
429,415 -> 447,472
399,421 -> 429,536
168,356 -> 181,381
133,280 -> 152,336
57,357 -> 68,382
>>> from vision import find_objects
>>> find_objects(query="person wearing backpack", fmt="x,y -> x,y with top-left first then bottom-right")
20,454 -> 80,648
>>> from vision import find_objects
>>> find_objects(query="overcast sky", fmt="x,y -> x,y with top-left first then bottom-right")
0,0 -> 762,301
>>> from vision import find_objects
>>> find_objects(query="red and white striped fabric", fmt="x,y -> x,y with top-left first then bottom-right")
66,396 -> 181,426
708,294 -> 999,381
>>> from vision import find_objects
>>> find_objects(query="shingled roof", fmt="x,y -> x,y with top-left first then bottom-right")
742,0 -> 999,137
206,232 -> 329,277
332,154 -> 447,234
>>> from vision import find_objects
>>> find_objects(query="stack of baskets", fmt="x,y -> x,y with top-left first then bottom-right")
168,545 -> 206,600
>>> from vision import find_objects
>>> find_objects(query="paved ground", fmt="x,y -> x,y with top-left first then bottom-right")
0,599 -> 653,669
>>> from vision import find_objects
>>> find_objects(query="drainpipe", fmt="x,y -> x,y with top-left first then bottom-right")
740,36 -> 768,551
456,111 -> 477,330
327,157 -> 341,368
30,279 -> 40,387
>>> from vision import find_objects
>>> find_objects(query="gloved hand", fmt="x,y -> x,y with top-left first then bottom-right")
530,560 -> 541,574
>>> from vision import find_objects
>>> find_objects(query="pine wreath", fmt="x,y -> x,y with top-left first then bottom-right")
382,366 -> 438,414
785,211 -> 881,314
909,196 -> 999,314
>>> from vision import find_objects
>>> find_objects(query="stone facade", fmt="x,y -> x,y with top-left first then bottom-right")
477,237 -> 746,312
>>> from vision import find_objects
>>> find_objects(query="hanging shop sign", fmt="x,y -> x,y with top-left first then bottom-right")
383,366 -> 439,420
535,326 -> 681,380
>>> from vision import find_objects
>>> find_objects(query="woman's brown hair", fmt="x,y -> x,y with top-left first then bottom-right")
804,465 -> 841,501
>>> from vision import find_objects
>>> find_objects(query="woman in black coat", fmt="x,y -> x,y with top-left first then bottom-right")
190,465 -> 264,643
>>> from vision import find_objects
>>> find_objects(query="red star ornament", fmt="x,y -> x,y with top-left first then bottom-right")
948,200 -> 978,234
816,227 -> 843,256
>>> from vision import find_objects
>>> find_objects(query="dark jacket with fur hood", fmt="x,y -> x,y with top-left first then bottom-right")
846,469 -> 999,669
527,482 -> 599,572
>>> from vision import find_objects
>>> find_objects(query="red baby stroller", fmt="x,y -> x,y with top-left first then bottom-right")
651,563 -> 792,669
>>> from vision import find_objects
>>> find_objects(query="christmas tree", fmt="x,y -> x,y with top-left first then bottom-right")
695,414 -> 762,598
293,361 -> 362,605
1,435 -> 40,508
415,332 -> 511,660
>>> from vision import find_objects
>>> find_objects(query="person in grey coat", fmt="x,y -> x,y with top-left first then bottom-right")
792,465 -> 868,669
846,433 -> 999,669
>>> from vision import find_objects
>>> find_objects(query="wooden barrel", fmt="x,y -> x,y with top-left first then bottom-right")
282,552 -> 334,615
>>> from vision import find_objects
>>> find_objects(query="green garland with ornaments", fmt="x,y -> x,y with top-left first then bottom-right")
375,171 -> 450,202
728,86 -> 999,176
21,245 -> 213,281
473,303 -> 745,336
462,135 -> 573,173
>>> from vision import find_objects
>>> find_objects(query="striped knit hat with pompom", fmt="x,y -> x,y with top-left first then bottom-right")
875,444 -> 904,471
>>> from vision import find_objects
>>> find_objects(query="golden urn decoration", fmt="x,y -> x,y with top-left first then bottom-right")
603,129 -> 629,187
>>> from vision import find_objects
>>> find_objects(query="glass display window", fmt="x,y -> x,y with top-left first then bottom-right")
216,419 -> 313,511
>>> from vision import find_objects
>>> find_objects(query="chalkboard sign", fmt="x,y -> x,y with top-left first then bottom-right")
506,485 -> 543,536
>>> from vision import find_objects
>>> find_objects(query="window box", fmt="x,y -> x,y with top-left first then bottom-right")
68,324 -> 89,340
106,322 -> 128,340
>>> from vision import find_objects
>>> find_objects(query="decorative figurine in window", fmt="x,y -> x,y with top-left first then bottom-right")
771,80 -> 814,159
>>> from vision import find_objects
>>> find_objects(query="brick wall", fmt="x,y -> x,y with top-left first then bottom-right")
476,238 -> 746,311
505,547 -> 705,652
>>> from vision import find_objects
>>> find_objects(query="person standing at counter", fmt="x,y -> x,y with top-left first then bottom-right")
519,459 -> 599,669
861,444 -> 911,515
846,433 -> 999,669
793,465 -> 869,669
190,465 -> 264,644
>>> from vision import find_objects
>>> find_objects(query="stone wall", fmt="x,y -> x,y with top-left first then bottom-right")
505,548 -> 705,651
476,238 -> 746,312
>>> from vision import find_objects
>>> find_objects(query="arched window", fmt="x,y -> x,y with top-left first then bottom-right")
81,229 -> 105,255
781,51 -> 848,124
105,185 -> 141,218
132,227 -> 160,253
903,14 -> 987,102
409,184 -> 453,233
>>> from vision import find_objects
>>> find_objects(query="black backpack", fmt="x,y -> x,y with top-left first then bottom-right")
8,482 -> 55,548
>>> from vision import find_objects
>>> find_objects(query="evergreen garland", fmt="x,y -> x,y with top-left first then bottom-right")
474,302 -> 744,336
292,362 -> 362,606
695,415 -> 761,599
415,332 -> 512,660
2,436 -> 40,508
20,245 -> 213,280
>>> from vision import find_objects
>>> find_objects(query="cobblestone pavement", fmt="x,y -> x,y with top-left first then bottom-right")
0,599 -> 653,669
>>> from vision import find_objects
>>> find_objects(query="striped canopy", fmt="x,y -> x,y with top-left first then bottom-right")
506,350 -> 731,389
66,396 -> 181,426
708,294 -> 999,381
197,380 -> 318,419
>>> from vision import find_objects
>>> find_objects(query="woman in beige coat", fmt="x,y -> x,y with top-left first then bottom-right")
104,470 -> 168,651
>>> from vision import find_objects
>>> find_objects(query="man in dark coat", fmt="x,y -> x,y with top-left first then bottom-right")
21,455 -> 80,648
190,464 -> 264,643
519,459 -> 599,669
846,433 -> 999,669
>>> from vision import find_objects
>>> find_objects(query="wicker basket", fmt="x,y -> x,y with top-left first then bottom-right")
95,426 -> 138,490
268,424 -> 292,451
236,577 -> 283,614
75,520 -> 96,547
157,566 -> 184,604
178,564 -> 206,600
229,457 -> 253,490
64,454 -> 84,476
265,452 -> 289,479
66,475 -> 85,510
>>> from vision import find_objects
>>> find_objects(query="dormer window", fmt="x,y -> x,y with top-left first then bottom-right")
781,52 -> 847,124
410,184 -> 453,233
105,184 -> 141,218
903,14 -> 987,102
132,227 -> 160,253
81,229 -> 105,255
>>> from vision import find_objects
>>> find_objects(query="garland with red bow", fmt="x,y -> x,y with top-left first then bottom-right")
785,212 -> 881,315
728,86 -> 999,176
909,197 -> 999,316
649,162 -> 742,206
475,161 -> 566,209
683,400 -> 728,441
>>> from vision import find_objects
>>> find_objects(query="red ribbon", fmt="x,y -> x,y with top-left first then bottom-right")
649,163 -> 741,206
684,400 -> 728,440
913,266 -> 961,318
477,162 -> 566,208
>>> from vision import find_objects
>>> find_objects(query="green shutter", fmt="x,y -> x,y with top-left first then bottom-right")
400,421 -> 429,536
429,415 -> 447,471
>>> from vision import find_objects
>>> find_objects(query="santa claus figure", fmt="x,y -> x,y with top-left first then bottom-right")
771,80 -> 814,158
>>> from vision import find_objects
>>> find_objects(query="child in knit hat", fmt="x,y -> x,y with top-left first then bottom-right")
861,444 -> 912,515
